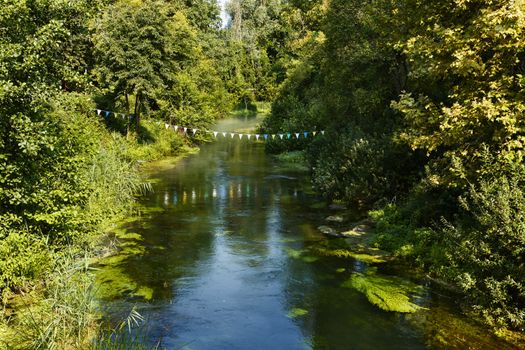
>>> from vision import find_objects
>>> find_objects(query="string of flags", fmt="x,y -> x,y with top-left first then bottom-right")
93,108 -> 325,141
162,122 -> 325,141
95,109 -> 134,120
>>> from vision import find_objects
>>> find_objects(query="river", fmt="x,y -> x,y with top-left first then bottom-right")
96,116 -> 516,349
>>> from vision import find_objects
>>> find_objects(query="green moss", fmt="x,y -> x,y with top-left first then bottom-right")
343,271 -> 424,313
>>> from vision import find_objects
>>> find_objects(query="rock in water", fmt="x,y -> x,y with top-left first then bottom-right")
340,223 -> 371,237
326,215 -> 344,223
318,225 -> 340,237
328,203 -> 347,210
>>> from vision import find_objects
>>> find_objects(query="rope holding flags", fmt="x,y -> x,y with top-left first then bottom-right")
94,108 -> 325,142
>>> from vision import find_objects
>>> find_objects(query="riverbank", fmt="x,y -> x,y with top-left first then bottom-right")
315,205 -> 525,348
0,118 -> 197,349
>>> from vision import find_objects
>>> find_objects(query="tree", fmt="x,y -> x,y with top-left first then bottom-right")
391,0 -> 525,187
92,0 -> 199,132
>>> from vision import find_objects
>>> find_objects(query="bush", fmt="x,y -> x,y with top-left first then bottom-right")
307,128 -> 415,206
123,119 -> 185,162
0,227 -> 50,299
371,165 -> 525,330
440,175 -> 525,330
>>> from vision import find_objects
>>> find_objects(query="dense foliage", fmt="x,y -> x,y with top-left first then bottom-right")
1,0 -> 524,342
263,0 -> 525,331
0,0 -> 229,316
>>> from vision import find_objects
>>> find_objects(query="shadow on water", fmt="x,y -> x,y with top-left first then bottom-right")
95,116 -> 518,350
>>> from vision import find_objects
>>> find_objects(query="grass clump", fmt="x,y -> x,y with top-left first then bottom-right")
0,251 -> 98,350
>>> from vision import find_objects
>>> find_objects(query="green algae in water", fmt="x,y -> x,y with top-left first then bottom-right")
309,202 -> 327,209
343,271 -> 424,313
315,247 -> 388,264
287,308 -> 309,318
302,255 -> 319,263
95,228 -> 153,301
285,248 -> 305,259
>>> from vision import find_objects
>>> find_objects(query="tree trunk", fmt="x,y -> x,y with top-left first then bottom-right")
125,93 -> 130,138
134,91 -> 141,135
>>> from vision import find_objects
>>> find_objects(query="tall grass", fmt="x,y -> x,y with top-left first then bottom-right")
0,251 -> 97,349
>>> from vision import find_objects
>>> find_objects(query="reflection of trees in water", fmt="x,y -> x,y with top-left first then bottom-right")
100,136 -> 325,345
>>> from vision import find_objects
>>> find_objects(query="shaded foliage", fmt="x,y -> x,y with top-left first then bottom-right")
265,0 -> 525,331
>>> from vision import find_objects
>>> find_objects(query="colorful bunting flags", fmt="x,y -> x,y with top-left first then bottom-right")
93,108 -> 325,142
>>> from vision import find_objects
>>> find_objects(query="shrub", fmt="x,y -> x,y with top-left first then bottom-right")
440,175 -> 525,330
307,128 -> 415,206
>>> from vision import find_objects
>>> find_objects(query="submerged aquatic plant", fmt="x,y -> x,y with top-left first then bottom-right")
343,270 -> 425,313
287,308 -> 309,318
315,247 -> 388,264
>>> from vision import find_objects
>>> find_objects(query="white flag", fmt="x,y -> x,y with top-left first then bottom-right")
272,134 -> 276,139
230,133 -> 235,138
223,132 -> 227,137
279,134 -> 284,140
213,132 -> 218,138
239,134 -> 244,140
313,131 -> 317,136
174,125 -> 179,131
321,130 -> 325,135
183,127 -> 187,133
165,123 -> 169,129
247,134 -> 252,140
193,128 -> 198,134
295,133 -> 300,139
121,113 -> 126,119
96,109 -> 102,116
255,134 -> 260,140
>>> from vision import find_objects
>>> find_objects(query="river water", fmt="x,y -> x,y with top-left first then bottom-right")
97,116 -> 516,349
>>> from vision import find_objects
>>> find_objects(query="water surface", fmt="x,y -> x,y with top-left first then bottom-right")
97,116 -> 516,349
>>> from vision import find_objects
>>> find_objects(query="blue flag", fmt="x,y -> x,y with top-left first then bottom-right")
304,132 -> 309,138
264,134 -> 268,140
105,111 -> 110,118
